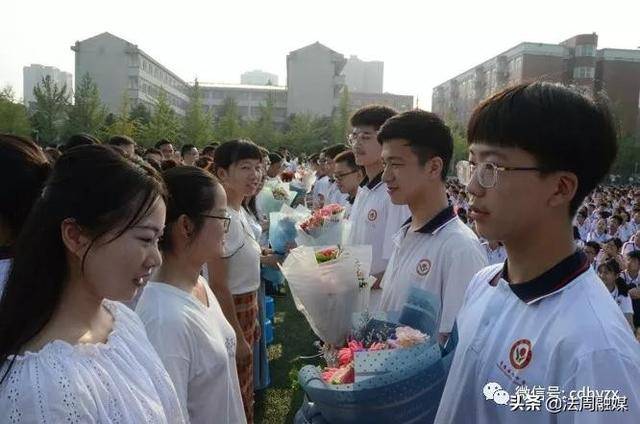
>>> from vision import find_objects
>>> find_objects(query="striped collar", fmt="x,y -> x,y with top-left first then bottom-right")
359,172 -> 382,190
499,250 -> 590,305
403,206 -> 457,235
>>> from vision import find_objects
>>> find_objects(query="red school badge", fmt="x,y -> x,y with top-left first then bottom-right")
416,259 -> 431,276
367,209 -> 378,221
509,339 -> 533,370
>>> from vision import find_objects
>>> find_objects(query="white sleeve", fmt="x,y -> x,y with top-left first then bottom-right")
382,203 -> 411,261
139,314 -> 192,422
557,350 -> 640,424
439,243 -> 488,334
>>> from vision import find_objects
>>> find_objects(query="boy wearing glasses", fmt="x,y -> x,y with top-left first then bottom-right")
333,150 -> 365,218
347,106 -> 410,308
376,110 -> 487,345
436,82 -> 640,422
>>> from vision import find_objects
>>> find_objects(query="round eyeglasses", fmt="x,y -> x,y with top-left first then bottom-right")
456,160 -> 541,189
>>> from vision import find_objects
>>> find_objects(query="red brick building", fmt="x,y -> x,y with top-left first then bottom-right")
432,33 -> 640,137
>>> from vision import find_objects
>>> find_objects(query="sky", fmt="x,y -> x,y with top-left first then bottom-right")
1,0 -> 638,110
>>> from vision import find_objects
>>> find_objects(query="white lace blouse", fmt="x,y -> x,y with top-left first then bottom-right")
0,300 -> 185,423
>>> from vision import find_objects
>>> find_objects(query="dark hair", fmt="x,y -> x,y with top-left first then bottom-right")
195,156 -> 214,172
145,148 -> 162,157
322,144 -> 348,160
626,250 -> 640,261
597,259 -> 629,296
610,215 -> 623,226
155,139 -> 173,149
605,237 -> 623,251
350,105 -> 397,130
268,152 -> 283,164
202,145 -> 217,156
213,139 -> 262,172
585,240 -> 601,254
377,109 -> 453,180
65,133 -> 101,150
309,153 -> 319,164
160,166 -> 220,253
467,82 -> 617,215
108,135 -> 135,147
334,150 -> 360,171
0,145 -> 165,379
0,134 -> 51,244
181,144 -> 197,157
161,159 -> 179,171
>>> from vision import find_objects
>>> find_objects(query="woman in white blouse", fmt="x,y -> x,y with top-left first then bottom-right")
213,139 -> 263,424
0,145 -> 184,423
136,166 -> 246,424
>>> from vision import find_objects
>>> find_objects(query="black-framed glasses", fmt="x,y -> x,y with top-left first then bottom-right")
456,160 -> 541,189
201,214 -> 231,233
334,170 -> 359,181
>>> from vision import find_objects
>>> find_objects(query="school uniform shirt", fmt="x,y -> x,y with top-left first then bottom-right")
136,279 -> 246,424
621,239 -> 640,256
311,175 -> 330,206
482,242 -> 508,266
226,207 -> 261,295
587,230 -> 609,244
608,286 -> 634,316
576,222 -> 591,241
326,180 -> 350,207
435,251 -> 640,423
378,206 -> 488,333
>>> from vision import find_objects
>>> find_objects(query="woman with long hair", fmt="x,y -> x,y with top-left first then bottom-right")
0,134 -> 51,292
0,145 -> 185,423
136,166 -> 246,423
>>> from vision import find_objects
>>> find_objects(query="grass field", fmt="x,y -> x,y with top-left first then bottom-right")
254,292 -> 321,424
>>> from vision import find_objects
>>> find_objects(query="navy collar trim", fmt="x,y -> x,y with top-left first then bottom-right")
359,172 -> 382,189
0,245 -> 13,261
501,250 -> 590,304
402,206 -> 457,235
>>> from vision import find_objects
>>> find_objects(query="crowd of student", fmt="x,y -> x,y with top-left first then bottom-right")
1,80 -> 639,423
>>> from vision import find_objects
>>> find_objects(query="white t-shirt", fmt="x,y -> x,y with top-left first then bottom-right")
226,207 -> 261,295
347,173 -> 410,275
436,252 -> 640,423
379,207 -> 487,333
326,180 -> 350,207
0,300 -> 185,423
0,258 -> 10,297
136,279 -> 246,424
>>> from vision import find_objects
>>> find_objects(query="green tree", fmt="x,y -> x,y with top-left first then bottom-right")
611,136 -> 640,181
129,102 -> 151,126
245,93 -> 278,148
183,79 -> 214,146
140,89 -> 182,146
281,113 -> 327,154
30,75 -> 69,144
214,97 -> 244,141
64,73 -> 106,138
446,113 -> 468,176
0,86 -> 31,137
332,88 -> 351,143
105,91 -> 138,139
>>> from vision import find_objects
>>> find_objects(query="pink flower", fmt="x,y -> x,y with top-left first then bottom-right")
330,363 -> 354,384
347,340 -> 364,352
393,326 -> 429,348
337,347 -> 353,366
321,367 -> 339,383
367,341 -> 388,351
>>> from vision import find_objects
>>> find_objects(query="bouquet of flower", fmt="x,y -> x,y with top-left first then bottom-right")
296,288 -> 457,424
296,204 -> 346,246
280,170 -> 295,182
279,245 -> 374,346
256,181 -> 297,217
290,167 -> 317,194
268,205 -> 310,254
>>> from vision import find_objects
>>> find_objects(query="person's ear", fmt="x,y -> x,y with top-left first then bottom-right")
178,214 -> 195,239
60,218 -> 92,259
423,156 -> 444,180
216,166 -> 228,183
548,172 -> 578,210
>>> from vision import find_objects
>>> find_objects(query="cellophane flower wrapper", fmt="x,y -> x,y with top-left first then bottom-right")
290,169 -> 317,193
256,181 -> 297,217
279,245 -> 373,346
295,207 -> 347,247
269,204 -> 311,254
296,288 -> 458,424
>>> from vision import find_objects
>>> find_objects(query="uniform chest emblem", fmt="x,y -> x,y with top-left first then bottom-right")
509,339 -> 533,370
367,209 -> 378,221
416,259 -> 431,276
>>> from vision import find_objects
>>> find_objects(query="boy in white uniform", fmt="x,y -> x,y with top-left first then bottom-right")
347,105 -> 410,307
376,110 -> 487,345
436,82 -> 640,423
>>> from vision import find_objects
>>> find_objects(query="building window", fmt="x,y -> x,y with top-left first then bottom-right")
573,66 -> 595,79
575,45 -> 596,57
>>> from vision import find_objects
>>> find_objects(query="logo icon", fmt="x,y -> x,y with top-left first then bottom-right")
367,209 -> 377,221
416,259 -> 431,276
509,339 -> 533,370
483,382 -> 510,405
